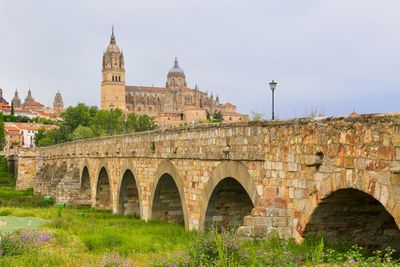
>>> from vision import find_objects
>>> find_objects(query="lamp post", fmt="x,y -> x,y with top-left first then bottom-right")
269,80 -> 277,120
109,103 -> 115,136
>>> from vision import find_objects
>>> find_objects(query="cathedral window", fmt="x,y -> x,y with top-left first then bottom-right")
185,94 -> 193,104
112,76 -> 114,82
119,76 -> 121,82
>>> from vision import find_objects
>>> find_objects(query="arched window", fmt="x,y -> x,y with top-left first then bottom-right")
118,76 -> 121,82
112,76 -> 115,82
185,94 -> 193,104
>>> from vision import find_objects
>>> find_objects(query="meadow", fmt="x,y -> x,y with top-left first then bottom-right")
0,157 -> 398,266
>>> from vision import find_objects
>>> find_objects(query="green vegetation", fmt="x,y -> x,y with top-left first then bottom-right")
0,156 -> 398,266
35,103 -> 157,147
0,113 -> 5,151
3,114 -> 57,125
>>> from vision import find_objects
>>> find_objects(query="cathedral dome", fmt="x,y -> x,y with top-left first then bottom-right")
167,57 -> 185,78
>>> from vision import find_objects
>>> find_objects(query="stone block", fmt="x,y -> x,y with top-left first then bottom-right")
237,226 -> 252,237
288,163 -> 297,172
289,187 -> 294,199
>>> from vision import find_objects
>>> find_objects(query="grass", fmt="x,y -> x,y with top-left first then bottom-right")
0,157 -> 193,266
0,207 -> 192,266
0,156 -> 399,266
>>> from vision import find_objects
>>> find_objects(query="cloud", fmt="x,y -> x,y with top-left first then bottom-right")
0,0 -> 399,118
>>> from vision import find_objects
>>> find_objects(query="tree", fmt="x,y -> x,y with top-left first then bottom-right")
35,103 -> 158,147
213,111 -> 223,121
250,111 -> 264,121
10,101 -> 14,116
305,107 -> 326,118
68,125 -> 95,141
0,113 -> 5,151
136,114 -> 156,132
35,127 -> 47,146
61,103 -> 98,133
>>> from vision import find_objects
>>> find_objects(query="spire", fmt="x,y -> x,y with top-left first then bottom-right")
110,25 -> 116,44
174,56 -> 179,68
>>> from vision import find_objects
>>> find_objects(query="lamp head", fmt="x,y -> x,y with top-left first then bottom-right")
269,80 -> 277,91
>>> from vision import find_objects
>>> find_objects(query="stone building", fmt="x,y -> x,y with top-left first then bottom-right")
22,89 -> 45,111
53,91 -> 64,113
6,88 -> 64,117
0,88 -> 9,109
11,89 -> 21,108
4,123 -> 57,152
100,28 -> 244,127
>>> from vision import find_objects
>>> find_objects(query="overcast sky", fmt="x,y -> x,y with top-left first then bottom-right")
1,1 -> 399,119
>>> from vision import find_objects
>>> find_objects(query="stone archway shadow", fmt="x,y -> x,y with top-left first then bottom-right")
297,174 -> 400,251
80,165 -> 91,205
117,168 -> 142,218
200,161 -> 260,230
95,165 -> 112,210
149,160 -> 189,229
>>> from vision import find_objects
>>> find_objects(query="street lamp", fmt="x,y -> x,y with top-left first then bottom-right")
109,103 -> 115,136
269,80 -> 277,120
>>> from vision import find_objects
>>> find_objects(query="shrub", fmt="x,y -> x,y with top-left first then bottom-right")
99,252 -> 135,267
0,229 -> 54,256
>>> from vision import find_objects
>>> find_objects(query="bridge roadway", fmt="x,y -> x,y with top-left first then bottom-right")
15,113 -> 400,250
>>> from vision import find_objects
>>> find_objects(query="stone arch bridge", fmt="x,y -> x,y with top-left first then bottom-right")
15,114 -> 400,250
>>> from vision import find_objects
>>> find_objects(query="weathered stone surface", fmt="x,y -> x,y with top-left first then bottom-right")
14,113 -> 400,249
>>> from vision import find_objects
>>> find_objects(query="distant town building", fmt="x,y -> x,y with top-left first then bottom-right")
1,88 -> 64,119
0,88 -> 9,109
100,27 -> 244,127
11,89 -> 21,108
53,91 -> 64,113
23,89 -> 45,111
4,123 -> 57,152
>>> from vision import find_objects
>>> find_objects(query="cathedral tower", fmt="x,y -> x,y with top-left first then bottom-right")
101,26 -> 126,110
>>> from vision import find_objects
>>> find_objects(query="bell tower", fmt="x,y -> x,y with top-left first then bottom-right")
101,26 -> 126,110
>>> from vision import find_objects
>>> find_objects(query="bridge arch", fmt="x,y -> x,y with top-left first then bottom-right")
95,165 -> 112,210
150,160 -> 188,228
117,169 -> 141,217
200,161 -> 259,230
298,174 -> 400,251
80,166 -> 91,205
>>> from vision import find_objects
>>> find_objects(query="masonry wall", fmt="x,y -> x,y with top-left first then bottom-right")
15,113 -> 400,243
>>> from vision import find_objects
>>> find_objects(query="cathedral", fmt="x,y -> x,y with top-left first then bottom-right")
101,28 -> 243,127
